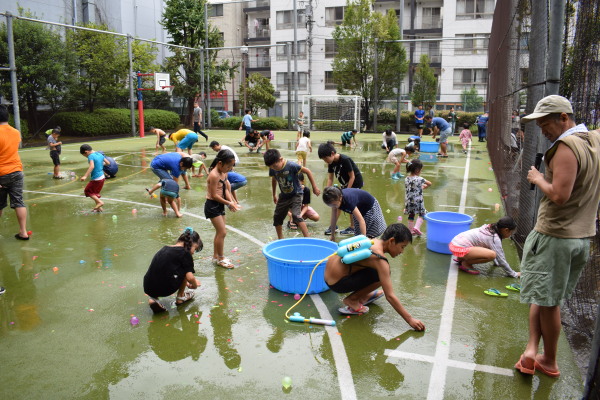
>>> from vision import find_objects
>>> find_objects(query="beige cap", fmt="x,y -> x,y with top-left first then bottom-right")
521,95 -> 573,123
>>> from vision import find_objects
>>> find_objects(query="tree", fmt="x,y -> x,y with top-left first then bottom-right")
0,8 -> 68,132
161,0 -> 236,124
64,23 -> 157,113
461,86 -> 484,112
238,73 -> 275,114
332,0 -> 407,130
411,54 -> 438,108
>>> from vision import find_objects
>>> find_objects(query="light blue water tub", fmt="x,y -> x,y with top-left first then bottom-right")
419,141 -> 439,153
262,238 -> 338,294
424,212 -> 473,254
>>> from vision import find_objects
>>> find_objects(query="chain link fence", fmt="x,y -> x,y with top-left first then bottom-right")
487,0 -> 600,390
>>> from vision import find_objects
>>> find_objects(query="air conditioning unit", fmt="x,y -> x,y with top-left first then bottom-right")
274,91 -> 281,98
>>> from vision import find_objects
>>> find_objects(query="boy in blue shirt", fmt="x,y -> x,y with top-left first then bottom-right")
80,144 -> 109,212
424,115 -> 451,157
414,105 -> 425,137
239,109 -> 259,135
263,149 -> 321,239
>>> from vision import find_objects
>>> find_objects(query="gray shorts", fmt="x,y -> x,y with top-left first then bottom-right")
273,193 -> 303,226
520,230 -> 590,307
0,171 -> 25,209
439,128 -> 451,144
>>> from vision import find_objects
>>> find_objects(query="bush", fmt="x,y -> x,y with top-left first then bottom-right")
8,115 -> 28,137
53,108 -> 179,136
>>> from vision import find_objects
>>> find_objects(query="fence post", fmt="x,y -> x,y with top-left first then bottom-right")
127,35 -> 136,137
287,42 -> 292,130
373,39 -> 379,133
6,13 -> 21,136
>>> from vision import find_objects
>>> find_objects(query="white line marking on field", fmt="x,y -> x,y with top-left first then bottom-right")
427,142 -> 473,400
311,295 -> 357,400
384,350 -> 514,377
22,188 -> 357,399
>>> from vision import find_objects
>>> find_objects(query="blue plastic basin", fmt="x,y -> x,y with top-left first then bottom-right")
424,212 -> 473,254
420,141 -> 439,153
262,238 -> 338,294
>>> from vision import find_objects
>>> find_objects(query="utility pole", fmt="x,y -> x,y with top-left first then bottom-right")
305,0 -> 313,95
5,13 -> 21,134
204,2 -> 211,128
373,39 -> 379,132
287,42 -> 292,129
293,0 -> 299,120
396,0 -> 404,132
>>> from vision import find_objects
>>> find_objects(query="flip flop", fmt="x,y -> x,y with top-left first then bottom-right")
458,264 -> 480,275
514,354 -> 535,375
484,288 -> 508,297
506,283 -> 522,292
14,234 -> 29,241
364,290 -> 384,306
338,305 -> 369,315
534,360 -> 561,378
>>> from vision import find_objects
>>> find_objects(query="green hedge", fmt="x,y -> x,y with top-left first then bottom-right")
8,115 -> 29,137
215,116 -> 287,131
53,108 -> 179,136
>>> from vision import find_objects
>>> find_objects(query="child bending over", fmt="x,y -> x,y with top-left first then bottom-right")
143,227 -> 202,313
324,223 -> 426,331
147,178 -> 183,218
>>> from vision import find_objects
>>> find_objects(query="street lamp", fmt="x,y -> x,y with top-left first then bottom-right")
240,45 -> 249,112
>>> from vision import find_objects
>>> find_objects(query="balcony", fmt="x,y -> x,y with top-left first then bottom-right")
421,17 -> 442,30
243,0 -> 270,12
247,25 -> 270,40
246,49 -> 271,72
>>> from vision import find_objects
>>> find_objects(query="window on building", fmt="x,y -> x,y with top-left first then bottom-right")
422,7 -> 441,29
325,39 -> 338,58
209,4 -> 223,17
276,10 -> 306,29
519,31 -> 529,53
325,71 -> 337,90
454,34 -> 490,55
325,7 -> 345,26
276,41 -> 306,60
277,72 -> 307,90
453,68 -> 488,89
456,0 -> 494,20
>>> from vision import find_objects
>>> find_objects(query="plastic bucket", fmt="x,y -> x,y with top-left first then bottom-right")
262,238 -> 338,294
424,212 -> 473,254
419,141 -> 439,153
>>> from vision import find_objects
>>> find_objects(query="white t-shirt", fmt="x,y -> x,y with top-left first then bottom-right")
219,145 -> 240,164
296,137 -> 311,152
382,131 -> 397,145
387,148 -> 406,162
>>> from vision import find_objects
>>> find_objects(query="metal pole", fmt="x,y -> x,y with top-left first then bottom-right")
6,13 -> 21,134
396,0 -> 404,132
127,35 -> 136,137
293,0 -> 299,120
373,39 -> 379,132
205,2 -> 211,128
546,0 -> 565,95
200,49 -> 205,120
287,42 -> 292,130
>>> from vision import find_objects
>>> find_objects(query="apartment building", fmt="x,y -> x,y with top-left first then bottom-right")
212,0 -> 495,115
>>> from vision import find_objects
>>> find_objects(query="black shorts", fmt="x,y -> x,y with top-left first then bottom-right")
159,136 -> 166,146
50,151 -> 60,166
327,267 -> 380,293
204,199 -> 225,219
416,123 -> 424,129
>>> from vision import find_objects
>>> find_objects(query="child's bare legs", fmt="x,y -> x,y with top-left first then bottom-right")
275,225 -> 284,240
159,195 -> 168,215
343,280 -> 381,310
54,164 -> 60,177
90,194 -> 104,211
393,161 -> 401,175
211,215 -> 227,260
297,220 -> 309,237
457,247 -> 496,268
147,182 -> 161,196
167,197 -> 183,217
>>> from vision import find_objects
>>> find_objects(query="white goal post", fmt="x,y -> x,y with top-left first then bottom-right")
301,95 -> 362,132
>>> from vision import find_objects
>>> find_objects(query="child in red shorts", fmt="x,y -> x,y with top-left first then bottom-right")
80,144 -> 108,212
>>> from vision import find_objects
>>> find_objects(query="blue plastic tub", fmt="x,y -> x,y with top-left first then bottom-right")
418,154 -> 438,163
424,212 -> 473,254
262,238 -> 338,294
419,141 -> 439,153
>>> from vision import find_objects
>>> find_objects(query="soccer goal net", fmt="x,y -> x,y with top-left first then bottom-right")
301,95 -> 362,132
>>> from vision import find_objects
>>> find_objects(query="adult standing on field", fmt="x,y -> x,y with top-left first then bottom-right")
514,95 -> 600,379
0,105 -> 29,240
447,107 -> 458,135
192,102 -> 209,141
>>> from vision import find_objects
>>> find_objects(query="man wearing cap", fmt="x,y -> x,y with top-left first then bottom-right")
515,95 -> 600,378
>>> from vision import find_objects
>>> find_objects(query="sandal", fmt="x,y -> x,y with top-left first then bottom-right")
214,257 -> 235,269
149,298 -> 167,313
15,234 -> 30,241
176,290 -> 195,305
287,220 -> 298,230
